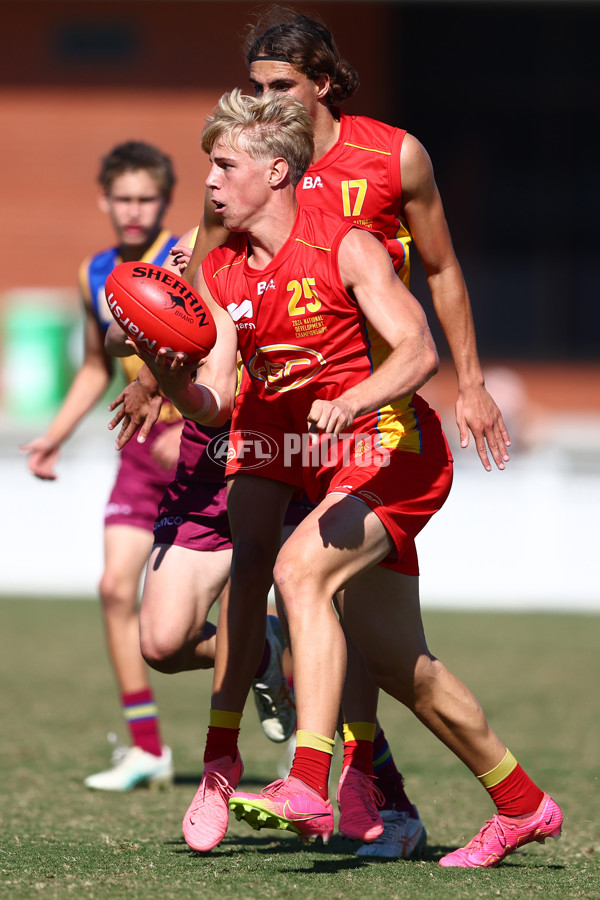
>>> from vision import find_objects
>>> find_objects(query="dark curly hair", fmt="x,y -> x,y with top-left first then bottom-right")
244,6 -> 359,106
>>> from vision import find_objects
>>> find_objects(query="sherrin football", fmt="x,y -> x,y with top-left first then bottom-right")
106,261 -> 217,361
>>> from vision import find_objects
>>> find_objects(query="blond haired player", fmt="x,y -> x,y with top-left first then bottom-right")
119,90 -> 561,868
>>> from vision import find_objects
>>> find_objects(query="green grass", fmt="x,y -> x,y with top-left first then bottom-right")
0,599 -> 599,899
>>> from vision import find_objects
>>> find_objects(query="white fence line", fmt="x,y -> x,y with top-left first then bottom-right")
3,415 -> 599,610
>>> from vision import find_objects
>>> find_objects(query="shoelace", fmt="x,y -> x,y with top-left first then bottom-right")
108,732 -> 128,766
260,779 -> 287,798
470,816 -> 508,850
375,811 -> 409,841
254,679 -> 295,715
190,770 -> 235,813
344,772 -> 386,810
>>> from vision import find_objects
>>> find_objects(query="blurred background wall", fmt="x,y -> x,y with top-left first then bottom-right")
0,0 -> 598,604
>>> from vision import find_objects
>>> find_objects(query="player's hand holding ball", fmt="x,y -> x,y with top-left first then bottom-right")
105,261 -> 216,362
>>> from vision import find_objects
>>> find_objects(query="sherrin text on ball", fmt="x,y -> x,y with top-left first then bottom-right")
106,261 -> 217,361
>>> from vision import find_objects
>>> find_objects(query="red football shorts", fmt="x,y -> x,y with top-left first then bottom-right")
225,392 -> 453,575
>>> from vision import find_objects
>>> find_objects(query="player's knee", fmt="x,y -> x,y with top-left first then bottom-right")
409,655 -> 447,712
232,536 -> 278,597
98,571 -> 135,613
140,629 -> 180,673
273,551 -> 327,620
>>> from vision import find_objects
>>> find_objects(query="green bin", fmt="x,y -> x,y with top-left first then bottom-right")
1,300 -> 77,420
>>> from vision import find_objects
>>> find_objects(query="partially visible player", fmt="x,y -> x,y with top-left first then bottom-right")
105,237 -> 297,755
22,141 -> 183,791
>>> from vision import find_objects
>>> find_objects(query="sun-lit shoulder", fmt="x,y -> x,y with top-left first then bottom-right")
338,226 -> 396,291
400,132 -> 436,203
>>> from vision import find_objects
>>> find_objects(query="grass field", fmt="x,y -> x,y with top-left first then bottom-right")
1,598 -> 599,900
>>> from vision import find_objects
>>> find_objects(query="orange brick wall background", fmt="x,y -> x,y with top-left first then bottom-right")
1,1 -> 598,416
0,1 -> 389,293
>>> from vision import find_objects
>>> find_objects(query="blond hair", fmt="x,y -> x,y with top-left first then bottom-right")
202,89 -> 314,187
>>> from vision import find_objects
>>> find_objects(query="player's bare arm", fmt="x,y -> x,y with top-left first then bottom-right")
308,229 -> 438,435
400,132 -> 511,471
104,319 -> 164,447
179,189 -> 229,285
107,236 -> 198,445
107,204 -> 229,447
21,302 -> 113,478
166,225 -> 198,275
120,270 -> 238,427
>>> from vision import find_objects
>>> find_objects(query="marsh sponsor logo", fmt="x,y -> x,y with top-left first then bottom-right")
227,299 -> 254,322
106,292 -> 159,353
207,430 -> 279,470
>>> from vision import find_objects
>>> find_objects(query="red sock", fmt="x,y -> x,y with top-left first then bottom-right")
122,689 -> 162,757
289,746 -> 331,800
488,764 -> 545,817
343,739 -> 374,777
204,725 -> 240,764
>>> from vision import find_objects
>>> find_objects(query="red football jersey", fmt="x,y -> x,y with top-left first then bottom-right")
296,112 -> 411,286
202,205 -> 432,455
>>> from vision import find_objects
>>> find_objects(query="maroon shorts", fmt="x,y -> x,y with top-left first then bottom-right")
153,477 -> 231,552
104,422 -> 179,531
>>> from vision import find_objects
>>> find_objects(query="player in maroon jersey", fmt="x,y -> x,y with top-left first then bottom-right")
22,141 -> 182,791
113,90 -> 561,866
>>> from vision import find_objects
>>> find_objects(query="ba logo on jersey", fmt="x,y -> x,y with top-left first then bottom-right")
248,344 -> 327,392
302,175 -> 323,190
257,279 -> 276,295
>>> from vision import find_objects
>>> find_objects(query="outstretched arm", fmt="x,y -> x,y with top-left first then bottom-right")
21,304 -> 112,479
401,133 -> 510,471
